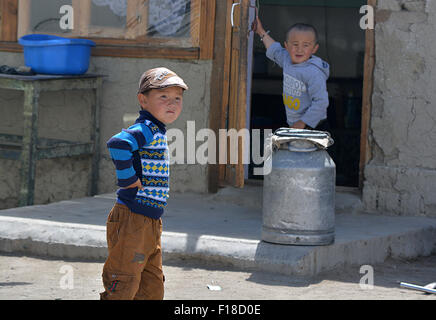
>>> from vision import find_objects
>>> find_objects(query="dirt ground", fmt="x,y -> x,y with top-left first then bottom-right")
0,253 -> 435,300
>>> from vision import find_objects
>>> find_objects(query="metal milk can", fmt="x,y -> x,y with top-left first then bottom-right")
262,128 -> 336,245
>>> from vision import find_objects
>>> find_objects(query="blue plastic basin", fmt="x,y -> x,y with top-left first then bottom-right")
19,34 -> 96,75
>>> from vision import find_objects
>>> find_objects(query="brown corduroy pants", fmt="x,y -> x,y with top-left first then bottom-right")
100,203 -> 164,300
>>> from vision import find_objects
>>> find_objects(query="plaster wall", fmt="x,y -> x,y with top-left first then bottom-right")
363,0 -> 436,217
0,51 -> 212,209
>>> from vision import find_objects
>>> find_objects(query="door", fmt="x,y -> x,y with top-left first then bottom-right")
219,0 -> 252,188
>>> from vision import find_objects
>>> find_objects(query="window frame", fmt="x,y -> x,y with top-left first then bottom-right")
0,0 -> 215,60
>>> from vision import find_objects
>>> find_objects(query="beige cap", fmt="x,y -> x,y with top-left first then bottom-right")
138,67 -> 188,94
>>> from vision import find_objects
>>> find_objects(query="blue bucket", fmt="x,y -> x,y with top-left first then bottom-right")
19,34 -> 96,75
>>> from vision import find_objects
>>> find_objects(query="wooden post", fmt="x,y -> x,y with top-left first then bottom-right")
17,0 -> 30,39
359,0 -> 376,188
19,84 -> 40,206
73,0 -> 91,37
89,78 -> 102,196
1,0 -> 18,41
199,0 -> 216,59
235,0 -> 249,187
217,0 -> 234,187
221,0 -> 249,188
208,0 -> 231,192
126,0 -> 148,40
190,0 -> 201,47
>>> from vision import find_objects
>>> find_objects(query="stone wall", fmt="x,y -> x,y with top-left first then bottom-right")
0,52 -> 212,209
363,0 -> 436,217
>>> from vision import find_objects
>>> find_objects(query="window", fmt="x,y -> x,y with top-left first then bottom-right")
0,0 -> 216,59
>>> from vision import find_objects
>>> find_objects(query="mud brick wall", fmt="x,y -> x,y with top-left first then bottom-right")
363,0 -> 436,217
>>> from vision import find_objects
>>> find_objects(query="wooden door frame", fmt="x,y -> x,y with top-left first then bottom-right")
208,0 -> 250,191
226,0 -> 249,188
359,0 -> 376,189
208,0 -> 231,193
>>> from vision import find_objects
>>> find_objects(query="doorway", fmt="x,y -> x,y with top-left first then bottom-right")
247,0 -> 367,188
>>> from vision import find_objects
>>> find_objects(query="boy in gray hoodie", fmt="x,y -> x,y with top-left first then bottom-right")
254,17 -> 330,129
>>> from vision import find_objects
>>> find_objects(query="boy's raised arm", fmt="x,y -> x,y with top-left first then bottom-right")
253,16 -> 275,49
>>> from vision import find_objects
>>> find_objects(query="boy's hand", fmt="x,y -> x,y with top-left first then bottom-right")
291,121 -> 307,129
253,16 -> 266,36
122,178 -> 144,191
253,16 -> 274,48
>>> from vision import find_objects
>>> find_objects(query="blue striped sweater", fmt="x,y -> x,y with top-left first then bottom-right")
107,110 -> 169,219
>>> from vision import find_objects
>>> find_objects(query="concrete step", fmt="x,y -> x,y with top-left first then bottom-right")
211,184 -> 364,214
0,190 -> 435,276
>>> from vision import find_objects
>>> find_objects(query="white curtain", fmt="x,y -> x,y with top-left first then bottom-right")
148,0 -> 189,36
92,0 -> 127,17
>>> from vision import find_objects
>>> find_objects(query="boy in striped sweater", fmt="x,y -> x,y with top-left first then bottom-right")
101,67 -> 188,300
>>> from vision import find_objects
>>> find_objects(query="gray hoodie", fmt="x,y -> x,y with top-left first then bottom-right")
266,42 -> 330,128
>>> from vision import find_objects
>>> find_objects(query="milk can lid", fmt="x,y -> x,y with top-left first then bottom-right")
272,128 -> 334,151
